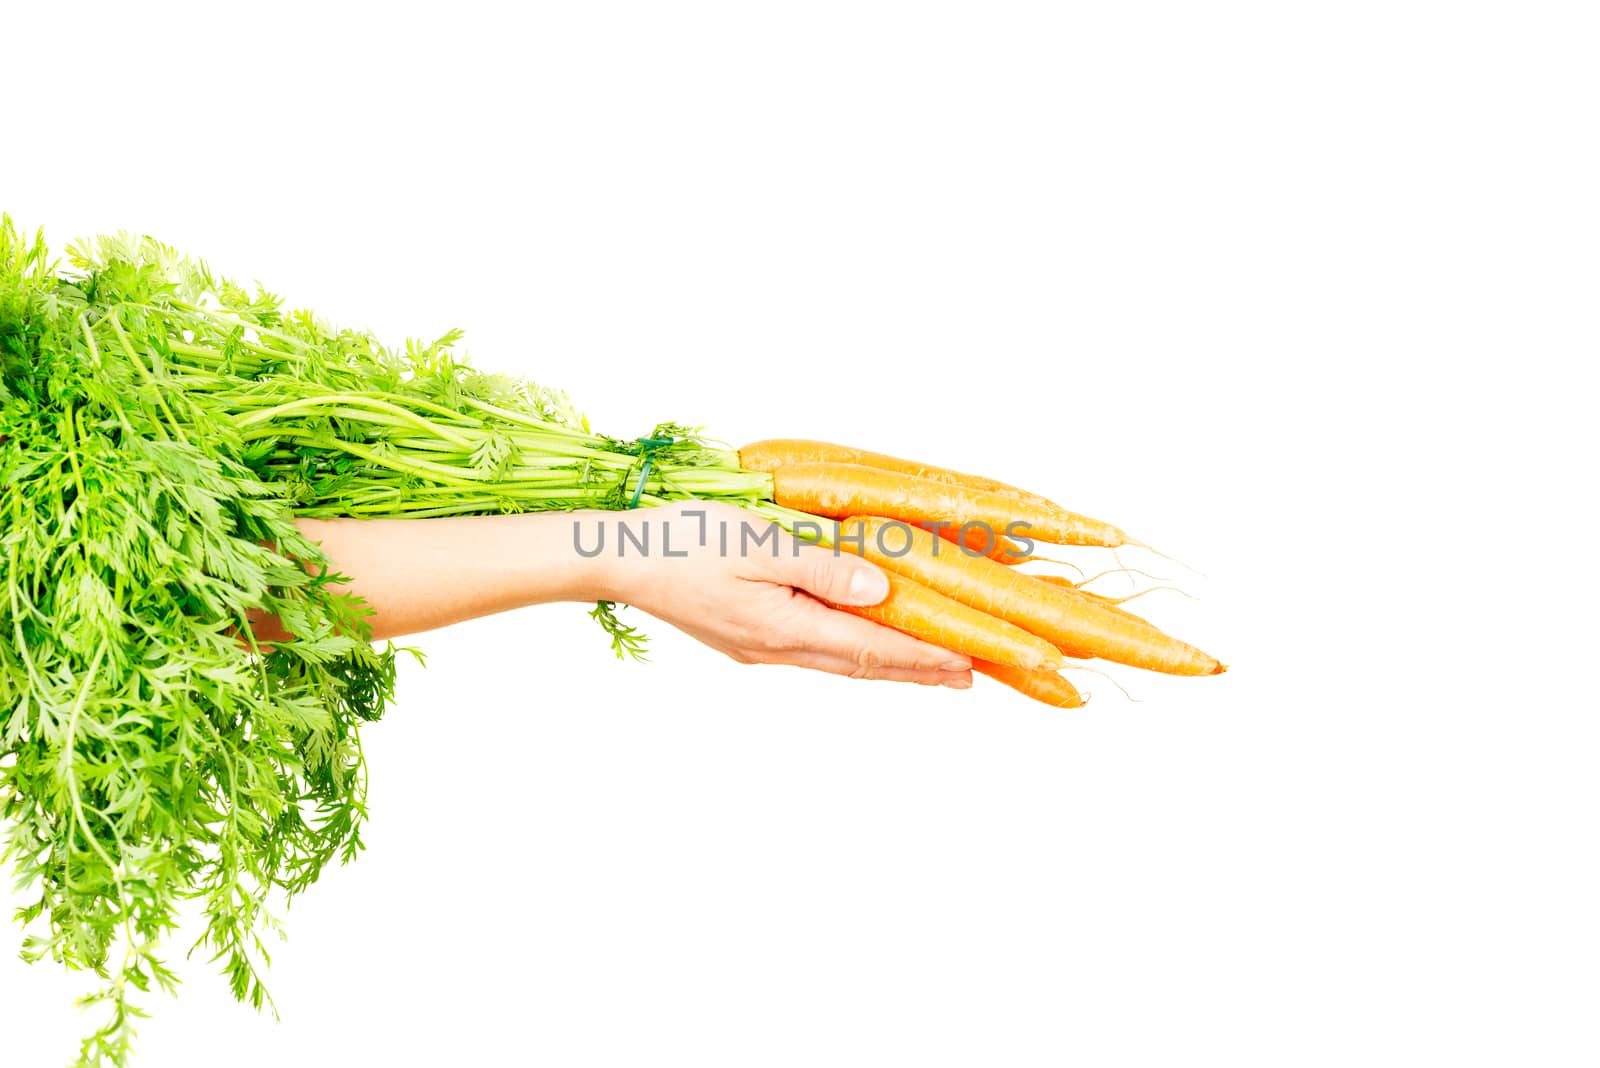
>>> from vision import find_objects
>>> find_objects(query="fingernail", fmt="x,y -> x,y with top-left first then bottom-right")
943,677 -> 972,689
846,567 -> 889,605
941,660 -> 970,671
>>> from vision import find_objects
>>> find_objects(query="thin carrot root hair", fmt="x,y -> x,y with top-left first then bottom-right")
1109,547 -> 1137,595
1010,552 -> 1083,575
1125,537 -> 1208,579
1043,571 -> 1196,605
1060,663 -> 1140,703
1078,565 -> 1173,588
1104,585 -> 1196,606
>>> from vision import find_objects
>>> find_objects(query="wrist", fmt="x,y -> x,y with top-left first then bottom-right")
530,510 -> 638,605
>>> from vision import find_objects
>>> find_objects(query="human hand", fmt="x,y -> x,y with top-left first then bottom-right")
587,502 -> 972,687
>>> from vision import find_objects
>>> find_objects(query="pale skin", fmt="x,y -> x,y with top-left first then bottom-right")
253,501 -> 974,688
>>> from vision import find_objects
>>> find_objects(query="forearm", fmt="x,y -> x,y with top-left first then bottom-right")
244,502 -> 967,687
254,511 -> 618,641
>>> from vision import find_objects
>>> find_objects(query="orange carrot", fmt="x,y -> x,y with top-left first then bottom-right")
831,570 -> 1063,672
774,462 -> 1130,548
972,661 -> 1086,708
740,438 -> 1058,510
836,516 -> 1224,676
923,521 -> 1034,565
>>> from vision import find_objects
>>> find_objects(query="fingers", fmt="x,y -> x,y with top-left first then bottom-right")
757,539 -> 890,607
719,518 -> 973,686
778,650 -> 973,688
774,590 -> 972,674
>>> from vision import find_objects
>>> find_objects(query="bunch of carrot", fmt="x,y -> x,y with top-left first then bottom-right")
738,439 -> 1226,708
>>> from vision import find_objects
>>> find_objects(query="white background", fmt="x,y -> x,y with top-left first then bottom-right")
4,2 -> 1597,1065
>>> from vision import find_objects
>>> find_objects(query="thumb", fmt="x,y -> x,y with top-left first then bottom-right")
775,544 -> 891,607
